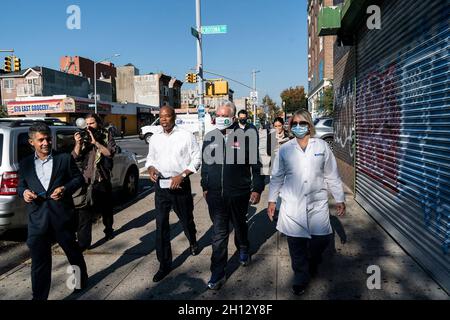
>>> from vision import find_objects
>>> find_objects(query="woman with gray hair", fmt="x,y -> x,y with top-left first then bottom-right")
267,109 -> 346,296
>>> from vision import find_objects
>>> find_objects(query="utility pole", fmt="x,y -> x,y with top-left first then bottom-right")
251,69 -> 260,124
195,0 -> 205,138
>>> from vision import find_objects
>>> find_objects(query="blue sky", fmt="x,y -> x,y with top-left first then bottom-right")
0,0 -> 307,104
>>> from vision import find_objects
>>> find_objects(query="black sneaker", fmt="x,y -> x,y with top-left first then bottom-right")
292,284 -> 307,296
153,268 -> 171,282
207,273 -> 226,290
239,251 -> 250,266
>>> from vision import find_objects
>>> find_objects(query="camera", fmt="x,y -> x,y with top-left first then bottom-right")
78,128 -> 92,145
78,127 -> 106,145
75,118 -> 106,145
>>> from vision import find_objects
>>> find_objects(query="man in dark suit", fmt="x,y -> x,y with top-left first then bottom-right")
18,122 -> 88,300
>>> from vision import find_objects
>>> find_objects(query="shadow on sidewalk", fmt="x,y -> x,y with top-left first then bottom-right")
65,209 -> 184,300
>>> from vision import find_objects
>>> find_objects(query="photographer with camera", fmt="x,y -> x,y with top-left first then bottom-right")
72,113 -> 117,251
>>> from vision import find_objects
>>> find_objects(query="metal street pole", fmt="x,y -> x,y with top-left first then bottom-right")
94,53 -> 120,114
94,62 -> 97,114
252,69 -> 260,124
196,0 -> 205,138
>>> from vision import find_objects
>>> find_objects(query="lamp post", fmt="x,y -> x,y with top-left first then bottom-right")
94,53 -> 120,114
251,69 -> 260,124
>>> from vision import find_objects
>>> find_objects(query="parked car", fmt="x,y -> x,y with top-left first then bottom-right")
139,113 -> 214,144
314,117 -> 334,150
0,117 -> 140,234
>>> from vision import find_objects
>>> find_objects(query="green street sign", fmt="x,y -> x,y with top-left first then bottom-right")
201,25 -> 227,34
191,27 -> 199,39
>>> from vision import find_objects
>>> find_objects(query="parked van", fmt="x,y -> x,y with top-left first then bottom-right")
139,113 -> 214,143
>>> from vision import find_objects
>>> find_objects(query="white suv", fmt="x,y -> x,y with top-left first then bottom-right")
0,118 -> 140,234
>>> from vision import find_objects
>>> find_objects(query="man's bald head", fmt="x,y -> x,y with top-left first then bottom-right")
160,105 -> 176,118
159,105 -> 176,133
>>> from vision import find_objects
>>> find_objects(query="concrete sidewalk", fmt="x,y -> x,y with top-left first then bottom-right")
0,174 -> 447,300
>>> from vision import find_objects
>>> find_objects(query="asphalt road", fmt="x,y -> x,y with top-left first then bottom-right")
0,137 -> 152,276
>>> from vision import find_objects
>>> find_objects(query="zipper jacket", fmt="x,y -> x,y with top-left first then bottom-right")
201,122 -> 265,197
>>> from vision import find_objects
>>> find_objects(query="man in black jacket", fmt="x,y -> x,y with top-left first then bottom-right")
18,122 -> 87,300
201,101 -> 265,290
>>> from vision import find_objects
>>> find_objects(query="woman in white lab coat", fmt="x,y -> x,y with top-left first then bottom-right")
267,109 -> 346,296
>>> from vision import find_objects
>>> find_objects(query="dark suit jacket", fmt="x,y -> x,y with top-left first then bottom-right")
18,151 -> 84,238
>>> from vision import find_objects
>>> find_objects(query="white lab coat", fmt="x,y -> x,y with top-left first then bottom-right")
268,138 -> 345,238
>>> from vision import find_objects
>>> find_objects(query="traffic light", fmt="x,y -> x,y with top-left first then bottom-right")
185,73 -> 198,83
13,57 -> 21,72
4,56 -> 12,73
206,82 -> 214,96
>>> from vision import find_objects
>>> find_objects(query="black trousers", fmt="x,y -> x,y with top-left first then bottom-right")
77,180 -> 113,250
92,180 -> 114,235
206,191 -> 251,277
286,234 -> 331,286
154,177 -> 197,270
27,223 -> 88,300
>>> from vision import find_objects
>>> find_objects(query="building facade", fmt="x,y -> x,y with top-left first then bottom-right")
0,66 -> 112,106
234,97 -> 251,114
116,64 -> 140,104
203,88 -> 234,111
60,56 -> 117,102
307,0 -> 336,118
181,89 -> 196,108
117,72 -> 182,108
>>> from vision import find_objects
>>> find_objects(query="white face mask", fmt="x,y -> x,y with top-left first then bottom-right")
215,117 -> 234,130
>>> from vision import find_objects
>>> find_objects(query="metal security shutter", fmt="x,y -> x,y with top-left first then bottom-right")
333,44 -> 356,166
355,0 -> 450,292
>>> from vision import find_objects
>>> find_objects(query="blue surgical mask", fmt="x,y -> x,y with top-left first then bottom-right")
291,124 -> 309,138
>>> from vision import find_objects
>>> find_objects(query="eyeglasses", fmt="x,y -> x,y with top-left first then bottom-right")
291,121 -> 309,127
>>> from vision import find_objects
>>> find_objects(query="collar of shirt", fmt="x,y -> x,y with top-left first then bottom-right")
34,151 -> 53,163
160,125 -> 179,136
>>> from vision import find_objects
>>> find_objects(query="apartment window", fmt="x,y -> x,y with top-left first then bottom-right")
320,37 -> 323,52
3,79 -> 14,89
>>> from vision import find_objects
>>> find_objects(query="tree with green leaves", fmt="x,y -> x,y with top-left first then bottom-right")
0,105 -> 8,118
262,94 -> 281,123
280,86 -> 307,115
318,86 -> 334,116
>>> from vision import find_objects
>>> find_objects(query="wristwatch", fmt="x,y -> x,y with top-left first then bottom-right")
181,172 -> 187,179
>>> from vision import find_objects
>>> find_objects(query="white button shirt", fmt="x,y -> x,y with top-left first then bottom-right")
145,125 -> 201,177
268,138 -> 345,238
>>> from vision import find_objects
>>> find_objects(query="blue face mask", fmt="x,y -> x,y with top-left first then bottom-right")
291,124 -> 309,138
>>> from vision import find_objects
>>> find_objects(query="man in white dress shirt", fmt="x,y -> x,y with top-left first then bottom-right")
145,106 -> 202,282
